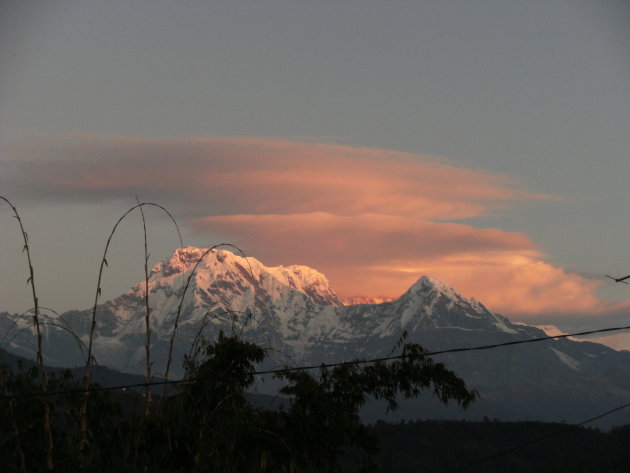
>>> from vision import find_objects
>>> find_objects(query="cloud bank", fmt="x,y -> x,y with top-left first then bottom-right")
2,134 -> 623,318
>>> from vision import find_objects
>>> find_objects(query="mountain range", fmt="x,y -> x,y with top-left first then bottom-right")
1,247 -> 629,427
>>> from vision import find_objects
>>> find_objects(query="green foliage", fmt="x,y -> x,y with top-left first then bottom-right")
0,333 -> 476,472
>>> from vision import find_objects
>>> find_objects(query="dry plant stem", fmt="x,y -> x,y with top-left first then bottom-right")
187,307 -> 252,364
2,319 -> 88,361
79,202 -> 182,462
40,306 -> 90,359
0,308 -> 40,349
0,196 -> 53,470
183,307 -> 249,379
186,309 -> 216,371
40,320 -> 89,358
162,246 -> 217,400
161,243 -> 251,400
9,400 -> 27,473
0,307 -> 88,372
2,367 -> 27,473
137,197 -> 153,415
5,306 -> 90,360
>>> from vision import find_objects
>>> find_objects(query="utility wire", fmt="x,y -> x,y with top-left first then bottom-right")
254,323 -> 630,376
1,323 -> 629,400
449,401 -> 630,472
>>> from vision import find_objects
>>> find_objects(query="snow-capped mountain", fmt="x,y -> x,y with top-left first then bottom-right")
532,324 -> 630,351
0,247 -> 345,372
342,296 -> 394,306
1,247 -> 629,426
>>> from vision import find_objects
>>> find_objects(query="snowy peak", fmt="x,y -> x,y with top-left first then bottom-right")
6,244 -> 630,431
146,246 -> 342,307
266,264 -> 343,306
411,275 -> 462,298
390,275 -> 517,333
401,275 -> 470,307
152,246 -> 205,277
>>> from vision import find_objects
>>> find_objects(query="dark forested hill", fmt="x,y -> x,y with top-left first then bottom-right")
367,419 -> 630,473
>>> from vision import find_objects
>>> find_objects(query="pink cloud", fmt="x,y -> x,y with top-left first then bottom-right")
370,254 -> 629,317
191,212 -> 535,266
191,211 -> 626,317
2,136 -> 547,218
4,134 -> 620,319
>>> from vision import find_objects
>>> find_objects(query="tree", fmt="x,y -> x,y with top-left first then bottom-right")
141,332 -> 477,472
0,333 -> 476,472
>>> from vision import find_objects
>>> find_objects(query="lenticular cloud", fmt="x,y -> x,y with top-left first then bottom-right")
4,134 -> 621,318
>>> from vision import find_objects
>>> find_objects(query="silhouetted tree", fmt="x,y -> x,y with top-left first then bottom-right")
1,333 -> 476,472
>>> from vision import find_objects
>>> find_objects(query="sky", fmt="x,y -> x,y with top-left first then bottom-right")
1,0 -> 629,341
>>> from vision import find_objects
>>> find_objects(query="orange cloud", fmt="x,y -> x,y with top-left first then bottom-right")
191,212 -> 627,317
191,212 -> 535,266
1,136 -> 546,218
4,134 -> 620,319
369,254 -> 630,317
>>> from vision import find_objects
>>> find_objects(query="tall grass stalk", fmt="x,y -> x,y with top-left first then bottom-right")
184,307 -> 247,378
1,365 -> 27,473
8,399 -> 27,473
1,196 -> 54,469
161,243 -> 253,400
0,308 -> 41,349
186,308 -> 218,372
79,202 -> 182,462
136,196 -> 153,415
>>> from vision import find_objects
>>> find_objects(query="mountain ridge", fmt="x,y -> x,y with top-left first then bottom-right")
2,246 -> 629,427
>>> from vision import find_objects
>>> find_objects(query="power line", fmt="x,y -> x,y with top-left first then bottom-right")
1,323 -> 629,400
254,323 -> 630,376
449,401 -> 630,472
